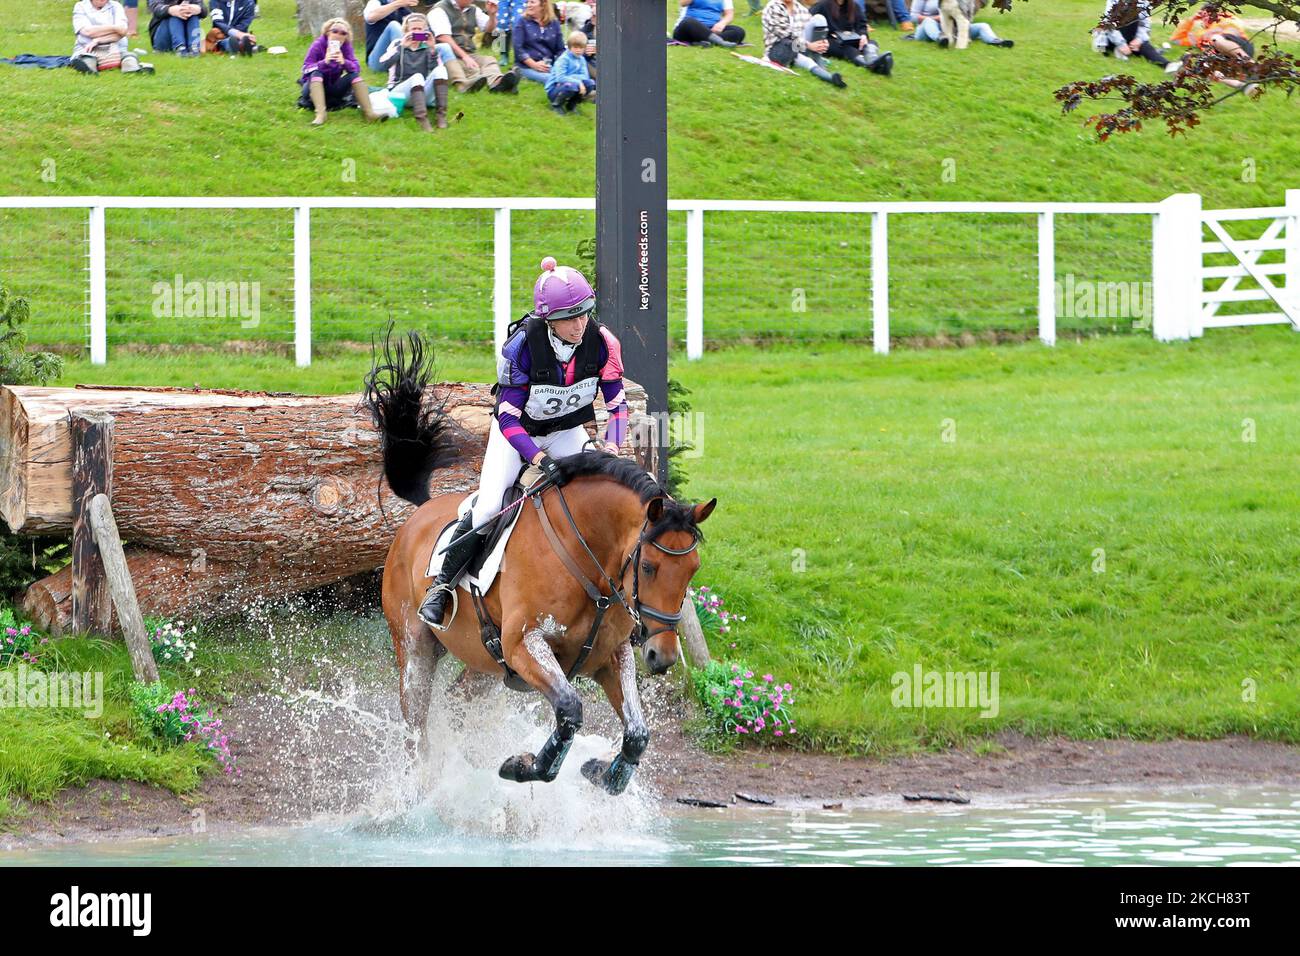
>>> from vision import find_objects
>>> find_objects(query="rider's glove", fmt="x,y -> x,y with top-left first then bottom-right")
538,455 -> 567,487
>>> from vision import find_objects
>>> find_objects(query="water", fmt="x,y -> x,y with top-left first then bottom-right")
5,788 -> 1298,866
5,612 -> 1297,866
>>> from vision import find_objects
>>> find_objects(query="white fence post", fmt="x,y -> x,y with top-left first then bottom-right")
872,211 -> 889,355
494,206 -> 512,354
88,205 -> 107,365
1151,193 -> 1202,342
1038,211 -> 1056,346
1287,188 -> 1300,326
293,205 -> 312,368
686,206 -> 704,360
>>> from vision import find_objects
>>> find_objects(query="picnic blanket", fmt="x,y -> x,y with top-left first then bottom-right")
0,54 -> 73,69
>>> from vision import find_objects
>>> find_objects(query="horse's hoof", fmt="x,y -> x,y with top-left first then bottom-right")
499,753 -> 538,782
581,757 -> 609,787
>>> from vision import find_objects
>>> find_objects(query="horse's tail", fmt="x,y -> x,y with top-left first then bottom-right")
361,325 -> 458,508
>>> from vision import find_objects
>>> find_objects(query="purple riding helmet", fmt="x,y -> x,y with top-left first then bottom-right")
531,256 -> 596,321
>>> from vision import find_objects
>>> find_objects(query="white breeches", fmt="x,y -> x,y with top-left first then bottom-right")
470,420 -> 590,527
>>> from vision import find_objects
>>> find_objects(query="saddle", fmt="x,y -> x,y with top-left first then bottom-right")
426,467 -> 532,692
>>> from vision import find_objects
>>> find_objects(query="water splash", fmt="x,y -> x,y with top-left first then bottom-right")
224,602 -> 670,856
352,666 -> 670,855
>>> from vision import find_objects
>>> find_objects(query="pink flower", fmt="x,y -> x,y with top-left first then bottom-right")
763,674 -> 773,682
774,730 -> 784,737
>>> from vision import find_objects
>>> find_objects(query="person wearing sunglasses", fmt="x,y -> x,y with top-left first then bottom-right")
298,19 -> 383,125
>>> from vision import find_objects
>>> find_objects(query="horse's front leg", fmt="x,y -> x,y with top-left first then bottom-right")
498,622 -> 582,784
582,638 -> 648,796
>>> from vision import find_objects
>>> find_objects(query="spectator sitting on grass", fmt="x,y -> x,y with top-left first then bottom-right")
298,17 -> 383,126
907,0 -> 1013,47
761,0 -> 846,87
568,0 -> 595,76
147,0 -> 206,55
850,1 -> 913,33
545,29 -> 594,114
1168,4 -> 1258,91
1092,0 -> 1167,68
813,0 -> 892,74
71,0 -> 151,73
672,0 -> 746,48
208,0 -> 257,55
364,1 -> 452,73
496,0 -> 527,65
379,13 -> 449,130
433,0 -> 521,94
514,0 -> 565,84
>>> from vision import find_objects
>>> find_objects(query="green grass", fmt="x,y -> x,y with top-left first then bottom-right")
37,326 -> 1300,757
2,0 -> 1297,349
2,0 -> 1298,770
0,638 -> 213,821
0,603 -> 404,820
3,0 -> 1295,202
673,327 -> 1300,753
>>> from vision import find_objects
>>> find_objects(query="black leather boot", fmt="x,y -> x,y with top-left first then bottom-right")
864,42 -> 894,76
418,513 -> 486,629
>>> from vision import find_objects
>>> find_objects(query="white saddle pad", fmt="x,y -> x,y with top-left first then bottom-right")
424,491 -> 525,596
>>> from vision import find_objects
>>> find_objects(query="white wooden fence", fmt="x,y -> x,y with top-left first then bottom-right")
1,192 -> 1296,365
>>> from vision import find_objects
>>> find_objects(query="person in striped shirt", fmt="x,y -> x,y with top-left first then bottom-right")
761,0 -> 846,87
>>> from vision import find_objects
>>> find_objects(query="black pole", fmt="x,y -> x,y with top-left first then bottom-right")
596,0 -> 669,484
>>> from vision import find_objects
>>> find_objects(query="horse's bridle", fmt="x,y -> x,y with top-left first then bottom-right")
620,521 -> 699,645
532,483 -> 698,679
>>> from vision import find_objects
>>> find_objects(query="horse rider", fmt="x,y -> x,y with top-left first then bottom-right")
418,256 -> 630,629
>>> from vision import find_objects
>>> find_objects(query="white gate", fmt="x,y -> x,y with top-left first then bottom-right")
1153,190 -> 1300,340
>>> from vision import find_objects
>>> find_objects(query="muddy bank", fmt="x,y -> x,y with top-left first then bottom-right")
4,668 -> 1298,852
647,728 -> 1300,810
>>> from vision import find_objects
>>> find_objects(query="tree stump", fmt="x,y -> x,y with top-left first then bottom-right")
297,0 -> 368,42
70,411 -> 115,637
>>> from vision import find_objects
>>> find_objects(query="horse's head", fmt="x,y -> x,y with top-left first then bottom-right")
634,495 -> 717,675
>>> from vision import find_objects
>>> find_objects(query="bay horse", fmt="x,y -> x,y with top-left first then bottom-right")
362,331 -> 715,795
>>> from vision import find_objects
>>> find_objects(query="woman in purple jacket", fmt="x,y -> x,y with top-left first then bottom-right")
512,0 -> 564,85
298,18 -> 381,125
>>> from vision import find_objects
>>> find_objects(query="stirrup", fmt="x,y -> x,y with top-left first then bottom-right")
420,582 -> 459,632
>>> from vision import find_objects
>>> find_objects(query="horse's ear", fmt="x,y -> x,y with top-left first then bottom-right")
646,496 -> 666,523
693,498 -> 717,524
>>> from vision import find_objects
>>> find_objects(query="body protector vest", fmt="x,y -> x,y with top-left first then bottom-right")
502,316 -> 604,437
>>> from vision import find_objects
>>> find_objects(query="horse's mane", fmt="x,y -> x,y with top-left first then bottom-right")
556,451 -> 704,541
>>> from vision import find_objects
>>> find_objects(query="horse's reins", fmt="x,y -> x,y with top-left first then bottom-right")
531,483 -> 698,679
